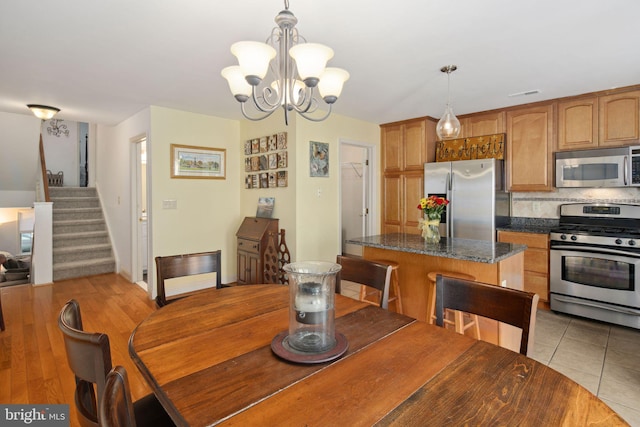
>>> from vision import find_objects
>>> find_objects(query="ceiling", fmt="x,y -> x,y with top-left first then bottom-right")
1,0 -> 639,126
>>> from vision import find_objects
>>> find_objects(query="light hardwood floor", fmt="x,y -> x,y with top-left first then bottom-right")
0,273 -> 158,427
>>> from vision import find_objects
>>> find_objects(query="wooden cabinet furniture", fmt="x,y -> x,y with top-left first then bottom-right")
460,111 -> 505,138
506,104 -> 555,192
498,231 -> 549,302
236,217 -> 278,285
381,117 -> 436,234
557,97 -> 599,150
599,90 -> 640,146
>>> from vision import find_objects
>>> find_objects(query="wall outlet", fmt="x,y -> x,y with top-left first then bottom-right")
162,199 -> 177,209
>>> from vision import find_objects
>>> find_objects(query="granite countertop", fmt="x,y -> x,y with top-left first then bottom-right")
346,233 -> 527,264
497,217 -> 559,235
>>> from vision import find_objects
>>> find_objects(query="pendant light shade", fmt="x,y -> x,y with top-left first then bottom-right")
436,65 -> 461,140
27,104 -> 60,120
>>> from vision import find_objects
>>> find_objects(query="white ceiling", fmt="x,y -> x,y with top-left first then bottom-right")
1,0 -> 639,126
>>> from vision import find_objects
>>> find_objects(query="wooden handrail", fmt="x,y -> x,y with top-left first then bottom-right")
39,133 -> 51,202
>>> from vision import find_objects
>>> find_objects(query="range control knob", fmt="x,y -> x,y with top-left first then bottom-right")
629,240 -> 637,246
560,234 -> 567,240
570,235 -> 578,241
615,239 -> 623,245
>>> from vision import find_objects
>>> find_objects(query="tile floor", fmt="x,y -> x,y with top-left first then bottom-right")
530,309 -> 640,426
341,282 -> 640,425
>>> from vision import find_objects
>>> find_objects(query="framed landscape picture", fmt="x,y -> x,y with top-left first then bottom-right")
171,144 -> 226,179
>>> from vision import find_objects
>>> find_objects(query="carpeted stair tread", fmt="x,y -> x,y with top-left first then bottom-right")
53,230 -> 109,239
53,257 -> 115,271
53,243 -> 112,254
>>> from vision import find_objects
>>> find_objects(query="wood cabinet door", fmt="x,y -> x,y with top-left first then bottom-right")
381,124 -> 402,172
403,119 -> 427,171
237,251 -> 249,285
557,97 -> 598,150
599,90 -> 640,146
461,111 -> 505,138
382,175 -> 402,233
506,104 -> 555,192
402,172 -> 424,234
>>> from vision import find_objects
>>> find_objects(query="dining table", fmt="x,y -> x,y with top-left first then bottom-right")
129,284 -> 627,426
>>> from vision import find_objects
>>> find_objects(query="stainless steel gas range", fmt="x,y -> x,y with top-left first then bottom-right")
550,203 -> 640,329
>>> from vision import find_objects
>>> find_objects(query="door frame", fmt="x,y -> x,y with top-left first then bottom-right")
339,138 -> 378,251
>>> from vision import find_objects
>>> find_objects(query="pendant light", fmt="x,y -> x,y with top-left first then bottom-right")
436,65 -> 461,140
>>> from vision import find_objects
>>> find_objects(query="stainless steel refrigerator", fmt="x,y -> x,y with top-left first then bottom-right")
424,158 -> 510,242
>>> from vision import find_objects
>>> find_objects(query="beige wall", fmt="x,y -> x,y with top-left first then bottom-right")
149,106 -> 241,288
240,109 -> 380,263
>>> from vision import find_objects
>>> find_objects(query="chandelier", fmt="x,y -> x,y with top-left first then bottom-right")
221,0 -> 349,125
436,65 -> 461,140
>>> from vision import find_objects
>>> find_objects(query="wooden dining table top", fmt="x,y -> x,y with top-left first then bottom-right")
129,285 -> 627,427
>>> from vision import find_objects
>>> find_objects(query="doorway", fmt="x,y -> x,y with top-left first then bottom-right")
340,140 -> 376,256
131,135 -> 149,291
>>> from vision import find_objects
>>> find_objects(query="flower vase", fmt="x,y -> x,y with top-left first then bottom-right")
422,212 -> 441,244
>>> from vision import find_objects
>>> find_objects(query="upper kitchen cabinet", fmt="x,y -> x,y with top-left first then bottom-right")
557,97 -> 599,150
381,118 -> 429,172
599,90 -> 640,146
506,104 -> 555,192
460,111 -> 506,138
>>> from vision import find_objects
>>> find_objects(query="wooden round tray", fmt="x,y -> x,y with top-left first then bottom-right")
271,331 -> 348,364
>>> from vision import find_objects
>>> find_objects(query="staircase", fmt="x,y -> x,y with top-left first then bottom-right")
50,187 -> 116,281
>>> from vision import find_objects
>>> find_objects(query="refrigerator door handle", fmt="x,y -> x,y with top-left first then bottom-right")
447,172 -> 453,237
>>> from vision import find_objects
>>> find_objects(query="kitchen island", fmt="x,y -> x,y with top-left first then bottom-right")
346,233 -> 527,351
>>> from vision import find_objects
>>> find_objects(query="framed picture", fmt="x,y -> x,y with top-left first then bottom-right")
310,141 -> 329,177
256,197 -> 275,218
171,144 -> 226,179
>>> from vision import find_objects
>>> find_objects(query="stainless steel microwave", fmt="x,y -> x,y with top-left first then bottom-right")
555,146 -> 640,188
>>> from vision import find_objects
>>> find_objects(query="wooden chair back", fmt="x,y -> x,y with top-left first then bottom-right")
336,255 -> 393,309
99,366 -> 137,427
435,275 -> 539,355
58,299 -> 112,427
155,250 -> 222,307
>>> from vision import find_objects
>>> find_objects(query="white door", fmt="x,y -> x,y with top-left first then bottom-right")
131,135 -> 150,290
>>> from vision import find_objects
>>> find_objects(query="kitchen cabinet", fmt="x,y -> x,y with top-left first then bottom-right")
236,217 -> 279,285
557,97 -> 599,150
382,172 -> 423,235
382,118 -> 429,172
497,230 -> 549,302
460,111 -> 505,138
381,117 -> 435,234
599,90 -> 640,146
506,104 -> 555,192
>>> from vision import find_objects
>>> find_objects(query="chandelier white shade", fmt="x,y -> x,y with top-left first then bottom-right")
221,1 -> 349,124
436,65 -> 461,140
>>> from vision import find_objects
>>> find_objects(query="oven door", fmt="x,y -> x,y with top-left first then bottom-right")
555,154 -> 628,188
550,245 -> 640,309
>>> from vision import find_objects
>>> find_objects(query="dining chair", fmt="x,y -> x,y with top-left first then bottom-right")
99,365 -> 175,427
336,255 -> 393,309
155,250 -> 222,307
58,300 -> 174,427
435,275 -> 539,356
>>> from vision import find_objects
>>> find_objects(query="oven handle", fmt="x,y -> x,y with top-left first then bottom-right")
550,245 -> 640,259
554,295 -> 640,316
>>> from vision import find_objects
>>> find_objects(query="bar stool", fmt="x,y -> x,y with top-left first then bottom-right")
360,260 -> 403,314
427,271 -> 480,339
